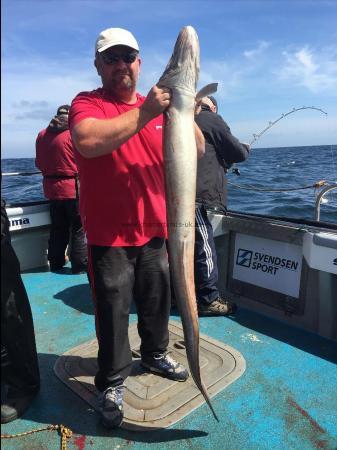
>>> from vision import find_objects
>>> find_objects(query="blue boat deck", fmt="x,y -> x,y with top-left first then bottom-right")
1,267 -> 337,449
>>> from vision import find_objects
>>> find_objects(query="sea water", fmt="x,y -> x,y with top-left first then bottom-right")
1,145 -> 337,224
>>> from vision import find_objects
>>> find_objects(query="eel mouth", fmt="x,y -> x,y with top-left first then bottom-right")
158,26 -> 200,94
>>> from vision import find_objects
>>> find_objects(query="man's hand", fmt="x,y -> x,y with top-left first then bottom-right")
194,99 -> 202,116
241,142 -> 251,152
141,86 -> 171,119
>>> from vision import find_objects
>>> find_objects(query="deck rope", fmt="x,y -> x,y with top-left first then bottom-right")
1,424 -> 72,450
227,180 -> 327,193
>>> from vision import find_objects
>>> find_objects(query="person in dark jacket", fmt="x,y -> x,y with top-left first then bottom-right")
1,197 -> 40,423
194,96 -> 250,316
35,105 -> 87,274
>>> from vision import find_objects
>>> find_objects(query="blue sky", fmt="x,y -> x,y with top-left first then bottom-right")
2,0 -> 337,158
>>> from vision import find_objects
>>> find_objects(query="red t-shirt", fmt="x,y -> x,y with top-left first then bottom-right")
35,129 -> 78,200
68,88 -> 167,247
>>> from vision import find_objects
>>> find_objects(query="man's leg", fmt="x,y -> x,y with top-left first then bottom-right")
135,238 -> 189,382
1,241 -> 40,423
195,206 -> 236,316
66,199 -> 87,274
48,200 -> 69,270
88,245 -> 136,428
195,206 -> 219,304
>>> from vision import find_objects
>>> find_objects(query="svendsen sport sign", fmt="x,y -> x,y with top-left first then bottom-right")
233,233 -> 303,298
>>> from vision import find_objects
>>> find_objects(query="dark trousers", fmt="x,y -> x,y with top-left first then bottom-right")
195,205 -> 219,304
1,240 -> 40,394
48,199 -> 87,272
88,237 -> 171,391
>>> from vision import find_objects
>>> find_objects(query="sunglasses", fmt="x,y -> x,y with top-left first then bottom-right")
101,51 -> 138,65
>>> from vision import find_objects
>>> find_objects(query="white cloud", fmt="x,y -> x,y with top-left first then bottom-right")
198,59 -> 245,100
2,56 -> 98,121
278,46 -> 337,93
2,38 -> 337,158
243,41 -> 270,60
1,54 -> 99,158
296,48 -> 317,71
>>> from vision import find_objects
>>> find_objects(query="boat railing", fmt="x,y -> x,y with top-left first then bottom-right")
228,178 -> 336,223
314,183 -> 337,221
2,171 -> 42,176
3,172 -> 337,223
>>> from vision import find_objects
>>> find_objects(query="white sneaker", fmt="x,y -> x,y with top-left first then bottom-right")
98,385 -> 124,429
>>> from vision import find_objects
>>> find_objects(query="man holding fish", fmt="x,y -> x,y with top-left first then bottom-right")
69,27 -> 205,429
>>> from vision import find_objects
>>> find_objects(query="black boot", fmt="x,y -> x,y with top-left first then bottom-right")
1,387 -> 39,424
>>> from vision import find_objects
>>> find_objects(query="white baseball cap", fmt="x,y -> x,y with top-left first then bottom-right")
95,28 -> 139,53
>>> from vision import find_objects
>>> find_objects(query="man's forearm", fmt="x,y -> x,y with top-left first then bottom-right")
194,122 -> 205,159
222,133 -> 250,164
72,107 -> 154,159
72,85 -> 170,159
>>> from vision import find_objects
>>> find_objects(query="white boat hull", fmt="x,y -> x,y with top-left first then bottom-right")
5,201 -> 337,340
6,201 -> 51,271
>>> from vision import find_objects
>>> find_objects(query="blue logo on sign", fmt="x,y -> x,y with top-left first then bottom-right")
236,249 -> 253,267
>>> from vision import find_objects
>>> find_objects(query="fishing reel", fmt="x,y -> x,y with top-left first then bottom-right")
232,166 -> 241,176
223,160 -> 240,176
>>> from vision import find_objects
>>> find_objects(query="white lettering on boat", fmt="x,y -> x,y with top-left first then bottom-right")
233,233 -> 303,298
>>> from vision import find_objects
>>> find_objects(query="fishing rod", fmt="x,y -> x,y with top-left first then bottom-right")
231,106 -> 328,176
249,106 -> 328,147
